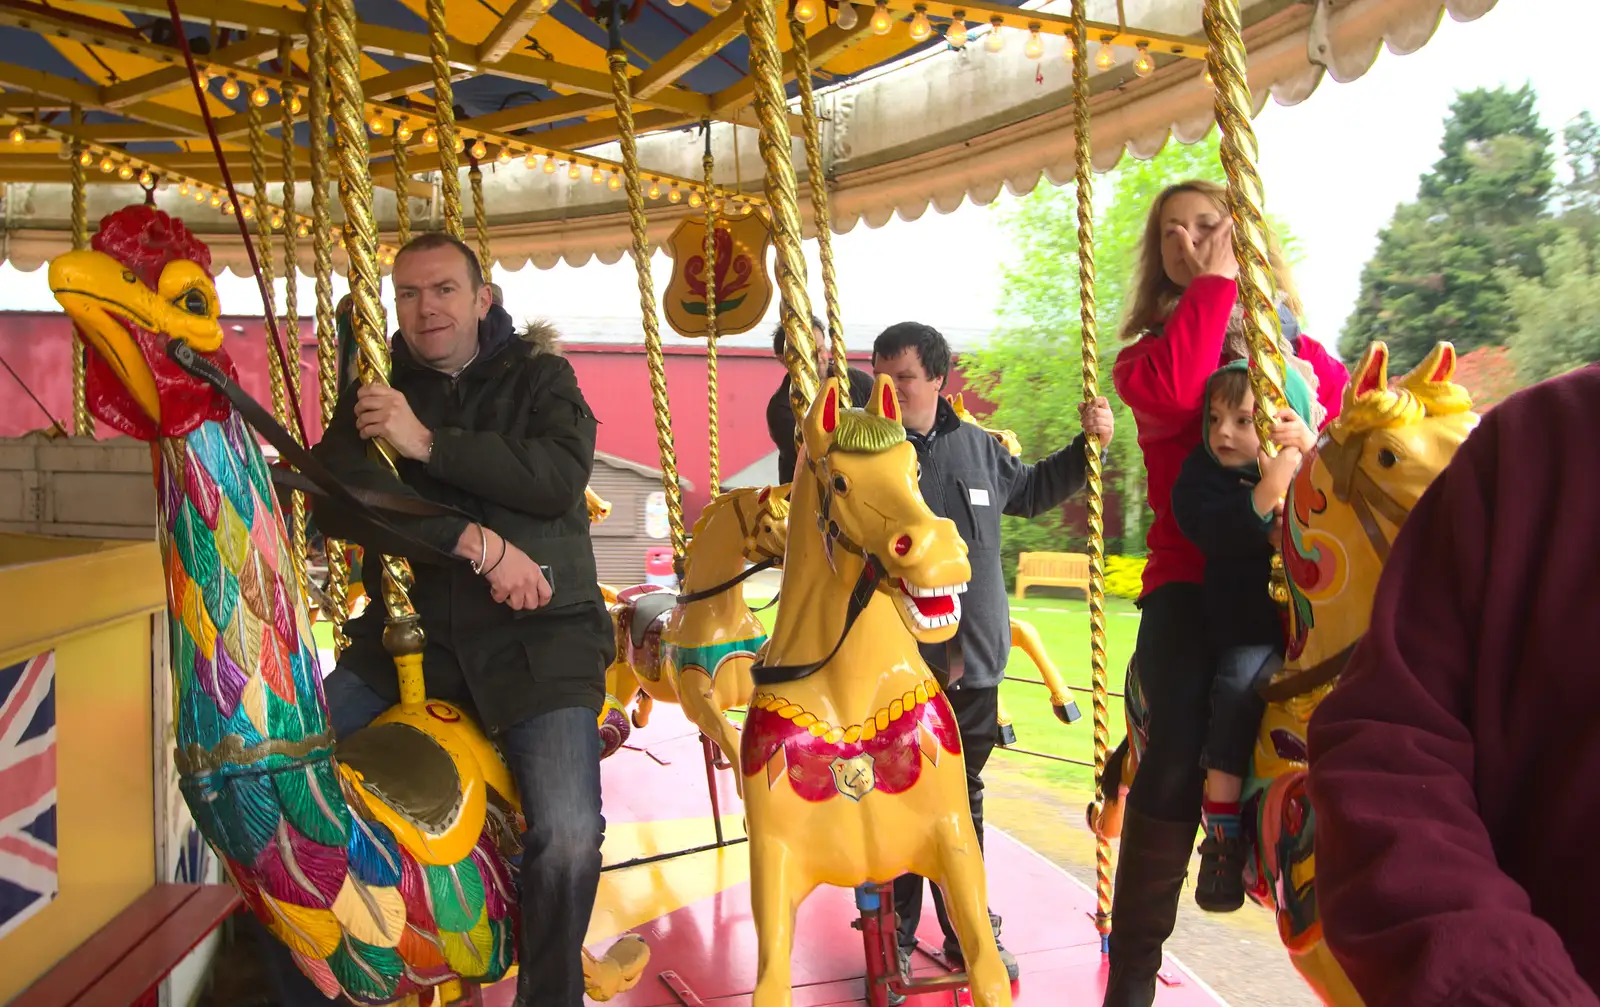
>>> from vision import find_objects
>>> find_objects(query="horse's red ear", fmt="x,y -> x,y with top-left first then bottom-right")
1431,343 -> 1456,383
879,382 -> 900,422
758,487 -> 770,504
1354,342 -> 1389,398
821,383 -> 840,433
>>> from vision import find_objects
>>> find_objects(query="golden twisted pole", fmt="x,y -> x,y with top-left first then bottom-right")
248,101 -> 289,445
393,126 -> 412,246
428,0 -> 463,240
702,133 -> 720,498
279,38 -> 308,589
1070,0 -> 1112,949
608,36 -> 686,567
788,14 -> 845,370
69,102 -> 92,438
1202,0 -> 1289,448
743,0 -> 817,424
327,0 -> 426,692
308,0 -> 351,656
470,161 -> 492,281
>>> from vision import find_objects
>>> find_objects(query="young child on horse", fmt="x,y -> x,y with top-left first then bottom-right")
1170,360 -> 1316,912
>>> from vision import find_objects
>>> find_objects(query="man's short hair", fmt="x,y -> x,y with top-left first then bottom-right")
872,322 -> 951,381
394,231 -> 485,291
771,314 -> 827,358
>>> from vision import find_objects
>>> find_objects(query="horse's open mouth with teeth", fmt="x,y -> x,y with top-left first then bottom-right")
894,577 -> 970,635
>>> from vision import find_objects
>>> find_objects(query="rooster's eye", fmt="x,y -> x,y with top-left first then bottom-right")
178,288 -> 209,316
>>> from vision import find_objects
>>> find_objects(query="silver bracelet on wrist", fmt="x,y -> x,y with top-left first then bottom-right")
469,524 -> 488,573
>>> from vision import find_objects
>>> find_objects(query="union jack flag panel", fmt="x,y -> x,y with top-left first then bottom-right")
0,650 -> 57,941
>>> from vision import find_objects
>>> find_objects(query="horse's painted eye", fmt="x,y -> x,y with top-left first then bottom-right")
832,474 -> 849,494
178,288 -> 209,316
1377,448 -> 1398,468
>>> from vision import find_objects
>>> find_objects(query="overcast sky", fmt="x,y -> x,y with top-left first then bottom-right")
3,0 -> 1592,356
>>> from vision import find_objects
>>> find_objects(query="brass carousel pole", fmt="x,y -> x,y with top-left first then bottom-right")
307,0 -> 352,656
787,11 -> 845,370
701,124 -> 720,498
326,0 -> 428,701
279,37 -> 309,586
606,10 -> 686,569
1069,0 -> 1112,951
470,160 -> 492,282
248,97 -> 290,493
393,124 -> 413,246
1202,0 -> 1289,442
428,0 -> 463,240
68,103 -> 92,438
743,0 -> 817,421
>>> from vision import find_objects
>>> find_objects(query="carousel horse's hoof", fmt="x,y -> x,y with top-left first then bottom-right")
584,934 -> 651,1001
1088,797 -> 1125,840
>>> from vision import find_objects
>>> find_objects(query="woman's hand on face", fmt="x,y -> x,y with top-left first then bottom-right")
1176,217 -> 1239,281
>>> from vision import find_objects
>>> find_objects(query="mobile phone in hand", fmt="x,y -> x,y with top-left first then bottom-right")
539,564 -> 555,592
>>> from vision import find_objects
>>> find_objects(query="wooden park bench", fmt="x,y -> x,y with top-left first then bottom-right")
12,883 -> 241,1007
1014,551 -> 1091,601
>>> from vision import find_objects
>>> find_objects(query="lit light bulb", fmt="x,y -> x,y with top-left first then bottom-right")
242,204 -> 254,219
1132,43 -> 1154,77
1203,67 -> 1214,88
525,150 -> 538,168
78,150 -> 93,166
984,18 -> 1004,53
908,6 -> 931,42
708,0 -> 731,11
793,0 -> 817,23
1024,25 -> 1044,59
471,139 -> 488,160
100,157 -> 115,173
1061,32 -> 1076,63
250,85 -> 271,107
138,170 -> 153,187
221,201 -> 233,214
210,194 -> 222,207
1095,39 -> 1115,70
668,0 -> 685,6
543,156 -> 557,174
668,185 -> 682,203
369,113 -> 386,134
711,197 -> 722,213
194,189 -> 206,203
688,190 -> 703,208
451,133 -> 464,154
568,162 -> 581,180
498,147 -> 512,165
118,164 -> 134,180
591,166 -> 604,184
298,223 -> 309,237
607,174 -> 622,191
290,95 -> 303,114
179,183 -> 190,196
835,1 -> 858,29
946,13 -> 967,48
397,123 -> 413,142
221,77 -> 240,99
423,127 -> 438,146
870,1 -> 892,36
648,180 -> 661,199
8,126 -> 23,144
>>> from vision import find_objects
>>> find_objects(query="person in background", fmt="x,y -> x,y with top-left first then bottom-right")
1106,179 -> 1347,1007
871,321 -> 1114,1001
1170,359 -> 1317,912
766,314 -> 874,483
1307,366 -> 1600,1007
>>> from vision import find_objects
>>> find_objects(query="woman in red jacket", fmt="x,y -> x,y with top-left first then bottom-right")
1104,180 -> 1347,1007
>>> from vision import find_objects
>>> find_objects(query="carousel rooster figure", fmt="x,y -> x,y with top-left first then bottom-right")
49,205 -> 646,1004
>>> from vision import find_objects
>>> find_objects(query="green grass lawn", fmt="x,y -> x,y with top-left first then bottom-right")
744,586 -> 1138,806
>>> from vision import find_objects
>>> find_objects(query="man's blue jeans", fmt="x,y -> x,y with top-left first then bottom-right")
257,667 -> 605,1006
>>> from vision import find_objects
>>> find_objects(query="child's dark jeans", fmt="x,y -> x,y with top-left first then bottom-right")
1200,644 -> 1277,777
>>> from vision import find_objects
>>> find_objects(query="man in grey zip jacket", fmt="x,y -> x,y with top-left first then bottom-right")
872,322 -> 1115,993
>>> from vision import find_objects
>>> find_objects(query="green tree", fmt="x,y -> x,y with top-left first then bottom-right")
1503,230 -> 1600,383
1340,85 -> 1557,370
1558,110 -> 1600,244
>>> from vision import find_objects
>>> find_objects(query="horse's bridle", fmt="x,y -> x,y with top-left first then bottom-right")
1316,430 -> 1412,564
674,491 -> 787,606
750,451 -> 888,687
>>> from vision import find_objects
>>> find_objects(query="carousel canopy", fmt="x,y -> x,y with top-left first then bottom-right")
0,0 -> 1494,273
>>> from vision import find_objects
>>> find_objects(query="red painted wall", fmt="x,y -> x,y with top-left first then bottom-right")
0,313 -> 985,519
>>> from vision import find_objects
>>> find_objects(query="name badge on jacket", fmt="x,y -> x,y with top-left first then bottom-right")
969,487 -> 990,507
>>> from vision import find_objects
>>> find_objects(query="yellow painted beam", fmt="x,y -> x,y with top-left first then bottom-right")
477,0 -> 550,64
632,3 -> 747,98
100,33 -> 287,108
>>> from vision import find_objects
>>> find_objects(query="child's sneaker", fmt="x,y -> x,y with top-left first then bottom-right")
1195,799 -> 1246,912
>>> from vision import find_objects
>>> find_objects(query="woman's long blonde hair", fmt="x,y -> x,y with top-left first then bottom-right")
1119,179 -> 1303,341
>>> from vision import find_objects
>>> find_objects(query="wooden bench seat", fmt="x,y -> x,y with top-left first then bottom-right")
13,883 -> 241,1007
1014,551 -> 1091,601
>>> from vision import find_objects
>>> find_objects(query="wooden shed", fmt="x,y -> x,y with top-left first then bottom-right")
589,450 -> 693,586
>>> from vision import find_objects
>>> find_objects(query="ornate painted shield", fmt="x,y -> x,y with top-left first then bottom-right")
664,213 -> 773,338
829,753 -> 877,802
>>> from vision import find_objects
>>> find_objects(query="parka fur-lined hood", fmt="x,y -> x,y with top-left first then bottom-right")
521,318 -> 565,358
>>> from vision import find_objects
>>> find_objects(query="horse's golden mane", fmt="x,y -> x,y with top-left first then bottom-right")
830,408 -> 906,455
689,484 -> 791,540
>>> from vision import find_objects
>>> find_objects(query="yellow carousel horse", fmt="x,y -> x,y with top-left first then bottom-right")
741,375 -> 1011,1007
606,484 -> 790,772
1090,342 -> 1477,1003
